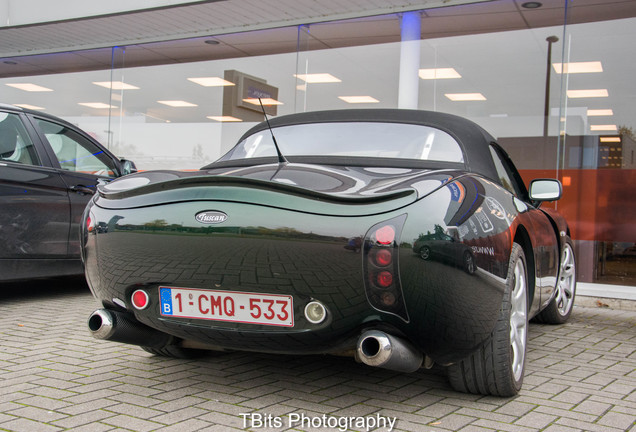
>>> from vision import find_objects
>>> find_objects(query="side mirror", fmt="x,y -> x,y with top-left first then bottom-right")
529,179 -> 562,202
120,159 -> 137,176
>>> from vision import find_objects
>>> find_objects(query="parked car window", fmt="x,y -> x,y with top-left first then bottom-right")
0,112 -> 40,166
36,118 -> 118,178
222,122 -> 465,163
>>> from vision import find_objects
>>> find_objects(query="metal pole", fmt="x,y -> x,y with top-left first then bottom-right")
543,36 -> 559,137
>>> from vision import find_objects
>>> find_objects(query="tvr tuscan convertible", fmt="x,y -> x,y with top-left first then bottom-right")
83,109 -> 577,396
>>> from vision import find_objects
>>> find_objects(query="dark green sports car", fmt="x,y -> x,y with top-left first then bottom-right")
83,109 -> 577,396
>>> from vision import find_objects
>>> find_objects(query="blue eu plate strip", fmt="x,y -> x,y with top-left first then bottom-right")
160,287 -> 173,316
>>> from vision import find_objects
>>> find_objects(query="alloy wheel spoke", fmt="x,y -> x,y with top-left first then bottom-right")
556,245 -> 576,315
509,257 -> 527,381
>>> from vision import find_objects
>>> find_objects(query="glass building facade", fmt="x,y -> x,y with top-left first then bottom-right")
1,1 -> 634,294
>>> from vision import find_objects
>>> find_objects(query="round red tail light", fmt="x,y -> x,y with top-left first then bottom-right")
377,271 -> 393,288
131,290 -> 149,310
375,225 -> 395,245
374,249 -> 392,267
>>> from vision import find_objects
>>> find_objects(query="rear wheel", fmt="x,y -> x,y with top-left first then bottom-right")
448,243 -> 528,396
419,246 -> 431,260
464,251 -> 476,274
535,238 -> 576,324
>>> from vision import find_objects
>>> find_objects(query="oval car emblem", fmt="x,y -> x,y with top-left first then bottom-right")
195,211 -> 228,224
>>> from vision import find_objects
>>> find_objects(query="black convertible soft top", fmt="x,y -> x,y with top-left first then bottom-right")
238,109 -> 499,179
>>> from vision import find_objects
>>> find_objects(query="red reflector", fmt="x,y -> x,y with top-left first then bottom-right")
374,249 -> 392,267
377,271 -> 393,287
86,216 -> 93,232
375,225 -> 395,245
131,290 -> 149,310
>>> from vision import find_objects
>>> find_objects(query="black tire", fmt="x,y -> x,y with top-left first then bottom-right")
419,246 -> 431,260
535,237 -> 576,324
447,243 -> 528,397
464,251 -> 476,274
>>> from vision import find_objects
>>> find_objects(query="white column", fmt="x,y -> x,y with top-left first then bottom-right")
397,12 -> 421,110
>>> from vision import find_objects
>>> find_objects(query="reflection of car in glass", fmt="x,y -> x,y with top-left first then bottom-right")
413,228 -> 476,274
83,109 -> 576,397
0,104 -> 136,281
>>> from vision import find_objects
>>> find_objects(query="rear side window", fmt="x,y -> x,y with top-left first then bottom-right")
36,118 -> 118,178
0,112 -> 39,166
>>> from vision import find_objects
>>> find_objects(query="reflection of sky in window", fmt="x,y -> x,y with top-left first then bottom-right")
58,150 -> 104,165
232,123 -> 464,163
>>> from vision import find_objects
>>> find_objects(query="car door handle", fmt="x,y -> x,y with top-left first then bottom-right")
69,185 -> 95,195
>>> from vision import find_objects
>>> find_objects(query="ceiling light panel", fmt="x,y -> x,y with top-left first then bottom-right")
553,61 -> 603,74
445,93 -> 486,101
78,102 -> 116,109
567,89 -> 608,98
6,83 -> 53,92
188,77 -> 235,87
338,96 -> 379,103
419,68 -> 461,79
294,73 -> 341,83
14,104 -> 44,110
157,100 -> 198,107
590,124 -> 617,131
587,109 -> 613,116
207,116 -> 242,122
93,81 -> 139,90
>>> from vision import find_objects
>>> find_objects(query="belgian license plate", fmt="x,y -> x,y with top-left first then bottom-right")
159,287 -> 294,327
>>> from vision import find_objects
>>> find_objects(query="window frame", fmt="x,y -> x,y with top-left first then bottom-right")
0,111 -> 43,167
489,142 -> 530,202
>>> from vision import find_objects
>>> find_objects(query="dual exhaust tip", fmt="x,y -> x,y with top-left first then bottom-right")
88,309 -> 173,349
356,329 -> 423,373
89,309 -> 425,373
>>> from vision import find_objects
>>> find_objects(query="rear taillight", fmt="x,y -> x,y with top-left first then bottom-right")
373,249 -> 392,267
376,271 -> 393,287
362,215 -> 409,321
86,215 -> 94,233
374,225 -> 395,245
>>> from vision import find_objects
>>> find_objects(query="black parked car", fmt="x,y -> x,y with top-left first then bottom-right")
0,104 -> 135,281
83,109 -> 577,396
413,228 -> 476,274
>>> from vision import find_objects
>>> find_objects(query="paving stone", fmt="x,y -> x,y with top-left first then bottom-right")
150,406 -> 209,425
0,417 -> 64,432
597,409 -> 636,430
50,409 -> 115,429
1,282 -> 635,432
5,406 -> 68,423
554,416 -> 628,432
101,414 -> 164,431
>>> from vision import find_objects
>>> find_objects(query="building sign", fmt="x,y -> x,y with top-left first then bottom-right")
223,70 -> 279,121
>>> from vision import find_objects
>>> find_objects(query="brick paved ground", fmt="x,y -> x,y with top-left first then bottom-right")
1,278 -> 634,432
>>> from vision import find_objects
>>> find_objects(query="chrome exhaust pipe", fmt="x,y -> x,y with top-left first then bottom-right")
88,309 -> 173,349
356,330 -> 423,373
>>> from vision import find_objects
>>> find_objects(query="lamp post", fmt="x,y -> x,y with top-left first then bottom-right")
543,35 -> 559,137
